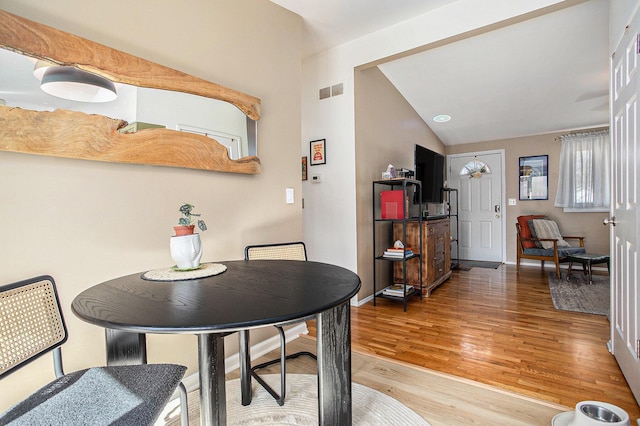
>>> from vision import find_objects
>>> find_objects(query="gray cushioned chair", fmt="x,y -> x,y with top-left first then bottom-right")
0,275 -> 188,426
241,242 -> 316,406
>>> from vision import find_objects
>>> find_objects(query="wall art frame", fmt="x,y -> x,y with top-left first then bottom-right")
302,156 -> 308,180
519,155 -> 548,200
310,139 -> 326,166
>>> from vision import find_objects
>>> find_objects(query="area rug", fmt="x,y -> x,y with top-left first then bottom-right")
164,374 -> 430,425
548,272 -> 610,315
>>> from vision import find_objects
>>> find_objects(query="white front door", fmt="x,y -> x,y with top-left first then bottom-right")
448,151 -> 504,262
610,13 -> 640,404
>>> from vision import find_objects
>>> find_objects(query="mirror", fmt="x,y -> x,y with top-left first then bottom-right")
0,48 -> 257,160
0,10 -> 261,174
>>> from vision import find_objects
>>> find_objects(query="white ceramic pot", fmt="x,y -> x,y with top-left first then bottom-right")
170,233 -> 203,269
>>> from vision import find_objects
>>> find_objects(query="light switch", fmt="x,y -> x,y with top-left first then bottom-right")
508,198 -> 517,206
286,188 -> 294,204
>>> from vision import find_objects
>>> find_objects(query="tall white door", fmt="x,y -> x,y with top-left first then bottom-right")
448,151 -> 504,262
610,13 -> 640,404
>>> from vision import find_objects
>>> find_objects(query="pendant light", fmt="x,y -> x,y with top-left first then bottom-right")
40,66 -> 117,103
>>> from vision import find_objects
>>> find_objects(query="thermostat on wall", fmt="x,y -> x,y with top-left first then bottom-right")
311,174 -> 322,183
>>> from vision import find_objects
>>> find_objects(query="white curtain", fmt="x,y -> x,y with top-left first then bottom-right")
554,129 -> 610,209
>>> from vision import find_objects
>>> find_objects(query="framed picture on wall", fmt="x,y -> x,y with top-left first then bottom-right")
310,139 -> 326,165
302,156 -> 308,181
519,155 -> 548,200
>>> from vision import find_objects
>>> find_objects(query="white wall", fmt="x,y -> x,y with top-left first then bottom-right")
0,0 -> 302,410
301,0 -> 568,299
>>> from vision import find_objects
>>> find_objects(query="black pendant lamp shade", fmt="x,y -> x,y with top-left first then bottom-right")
40,66 -> 117,103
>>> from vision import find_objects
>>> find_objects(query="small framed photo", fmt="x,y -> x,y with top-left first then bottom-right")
310,139 -> 326,166
302,156 -> 308,181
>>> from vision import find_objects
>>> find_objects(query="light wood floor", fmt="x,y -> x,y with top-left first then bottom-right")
168,336 -> 568,425
224,337 -> 568,426
307,264 -> 640,421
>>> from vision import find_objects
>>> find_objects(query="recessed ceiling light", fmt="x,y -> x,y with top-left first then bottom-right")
433,114 -> 451,123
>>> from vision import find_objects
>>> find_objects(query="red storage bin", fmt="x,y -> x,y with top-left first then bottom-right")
381,190 -> 407,219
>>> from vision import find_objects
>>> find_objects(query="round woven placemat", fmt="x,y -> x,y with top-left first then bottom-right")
141,263 -> 227,281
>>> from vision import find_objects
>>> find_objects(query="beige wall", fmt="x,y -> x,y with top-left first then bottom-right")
446,131 -> 610,264
355,66 -> 445,298
0,0 -> 302,410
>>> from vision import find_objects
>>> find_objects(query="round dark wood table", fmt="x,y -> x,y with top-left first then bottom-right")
71,260 -> 361,426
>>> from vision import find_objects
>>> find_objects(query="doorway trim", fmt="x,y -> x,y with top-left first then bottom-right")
447,149 -> 506,263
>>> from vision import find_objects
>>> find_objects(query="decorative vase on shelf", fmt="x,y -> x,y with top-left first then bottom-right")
170,233 -> 203,270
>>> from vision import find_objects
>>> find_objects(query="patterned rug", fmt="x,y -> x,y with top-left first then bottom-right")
548,272 -> 610,315
164,374 -> 430,425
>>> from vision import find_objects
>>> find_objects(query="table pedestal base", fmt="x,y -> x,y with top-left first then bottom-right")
198,334 -> 226,426
317,302 -> 352,425
105,329 -> 146,365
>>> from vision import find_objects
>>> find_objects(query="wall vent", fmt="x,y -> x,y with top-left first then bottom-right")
319,87 -> 331,100
319,83 -> 344,100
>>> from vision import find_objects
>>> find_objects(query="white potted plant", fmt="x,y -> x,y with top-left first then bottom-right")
170,203 -> 207,270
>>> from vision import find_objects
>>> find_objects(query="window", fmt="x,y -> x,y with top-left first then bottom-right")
458,159 -> 491,178
554,130 -> 610,212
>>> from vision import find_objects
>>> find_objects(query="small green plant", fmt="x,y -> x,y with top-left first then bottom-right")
178,203 -> 207,231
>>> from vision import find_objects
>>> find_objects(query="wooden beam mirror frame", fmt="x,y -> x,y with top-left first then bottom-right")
0,10 -> 262,174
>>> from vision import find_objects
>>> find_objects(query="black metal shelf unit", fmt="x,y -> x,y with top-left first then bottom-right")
372,178 -> 423,311
442,188 -> 459,270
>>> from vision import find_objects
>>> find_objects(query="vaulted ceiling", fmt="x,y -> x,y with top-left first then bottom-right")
271,0 -> 609,145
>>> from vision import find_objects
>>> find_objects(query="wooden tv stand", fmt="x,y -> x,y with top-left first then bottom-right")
394,217 -> 452,296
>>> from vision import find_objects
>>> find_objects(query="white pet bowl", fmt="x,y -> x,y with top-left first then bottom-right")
552,401 -> 630,426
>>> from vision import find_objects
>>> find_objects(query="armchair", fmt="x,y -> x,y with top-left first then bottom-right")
516,215 -> 586,278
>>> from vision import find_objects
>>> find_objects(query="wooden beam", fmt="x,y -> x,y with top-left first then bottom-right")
0,106 -> 261,174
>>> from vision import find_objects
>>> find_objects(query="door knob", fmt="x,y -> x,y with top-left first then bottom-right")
603,217 -> 616,226
494,204 -> 501,213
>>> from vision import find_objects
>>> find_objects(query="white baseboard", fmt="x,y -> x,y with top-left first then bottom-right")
356,293 -> 373,306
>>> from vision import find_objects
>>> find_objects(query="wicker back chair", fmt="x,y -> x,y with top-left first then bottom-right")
0,275 -> 188,425
245,242 -> 307,261
241,242 -> 316,406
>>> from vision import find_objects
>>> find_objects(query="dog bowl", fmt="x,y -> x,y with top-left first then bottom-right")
580,403 -> 622,422
552,401 -> 630,426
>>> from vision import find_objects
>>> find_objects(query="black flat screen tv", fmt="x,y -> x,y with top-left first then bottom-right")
414,144 -> 444,204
